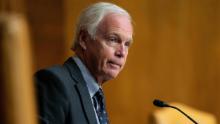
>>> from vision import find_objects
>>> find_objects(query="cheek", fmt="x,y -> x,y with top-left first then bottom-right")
121,52 -> 129,67
98,50 -> 114,71
101,46 -> 115,59
96,50 -> 109,68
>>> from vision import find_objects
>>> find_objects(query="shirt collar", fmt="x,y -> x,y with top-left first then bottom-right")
72,56 -> 100,97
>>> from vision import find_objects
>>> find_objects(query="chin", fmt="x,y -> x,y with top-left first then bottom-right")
107,71 -> 120,79
102,68 -> 121,81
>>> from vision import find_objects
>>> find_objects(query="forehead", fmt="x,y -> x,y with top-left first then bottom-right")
97,13 -> 133,40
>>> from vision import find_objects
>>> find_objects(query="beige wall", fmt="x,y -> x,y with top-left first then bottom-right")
64,0 -> 220,124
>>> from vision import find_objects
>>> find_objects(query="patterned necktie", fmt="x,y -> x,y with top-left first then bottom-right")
92,89 -> 109,124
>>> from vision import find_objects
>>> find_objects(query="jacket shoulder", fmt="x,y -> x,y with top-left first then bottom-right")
35,65 -> 76,85
35,65 -> 73,124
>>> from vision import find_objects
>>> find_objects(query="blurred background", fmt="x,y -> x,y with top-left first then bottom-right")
0,0 -> 220,124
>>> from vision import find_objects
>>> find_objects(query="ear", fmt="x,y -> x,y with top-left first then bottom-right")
78,30 -> 89,50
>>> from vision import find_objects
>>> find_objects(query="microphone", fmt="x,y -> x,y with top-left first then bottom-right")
153,99 -> 198,124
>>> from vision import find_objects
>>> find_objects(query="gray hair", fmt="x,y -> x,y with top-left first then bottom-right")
72,2 -> 132,50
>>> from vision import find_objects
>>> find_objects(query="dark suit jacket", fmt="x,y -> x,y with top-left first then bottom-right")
35,58 -> 98,124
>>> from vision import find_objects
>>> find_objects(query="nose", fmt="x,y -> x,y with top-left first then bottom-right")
115,44 -> 127,58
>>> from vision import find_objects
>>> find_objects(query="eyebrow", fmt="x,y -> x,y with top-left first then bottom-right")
108,33 -> 133,43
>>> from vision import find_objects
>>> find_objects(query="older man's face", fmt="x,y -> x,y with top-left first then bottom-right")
84,13 -> 133,83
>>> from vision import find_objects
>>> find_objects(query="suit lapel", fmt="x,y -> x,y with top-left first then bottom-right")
75,82 -> 98,124
64,58 -> 97,124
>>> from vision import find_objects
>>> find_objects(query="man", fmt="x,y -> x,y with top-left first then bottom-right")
35,2 -> 133,124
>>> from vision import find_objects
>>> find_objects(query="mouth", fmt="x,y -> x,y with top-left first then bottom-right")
108,60 -> 122,69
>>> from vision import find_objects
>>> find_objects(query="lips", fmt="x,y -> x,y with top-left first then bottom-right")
108,60 -> 122,69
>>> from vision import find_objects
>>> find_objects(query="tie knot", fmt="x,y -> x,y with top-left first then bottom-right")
94,89 -> 104,102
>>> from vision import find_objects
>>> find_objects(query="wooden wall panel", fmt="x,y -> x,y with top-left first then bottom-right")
27,0 -> 66,70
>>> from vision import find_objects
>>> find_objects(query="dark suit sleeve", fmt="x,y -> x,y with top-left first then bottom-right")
35,69 -> 69,124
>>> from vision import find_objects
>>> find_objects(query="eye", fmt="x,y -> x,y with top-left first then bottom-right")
108,36 -> 118,42
125,41 -> 131,48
